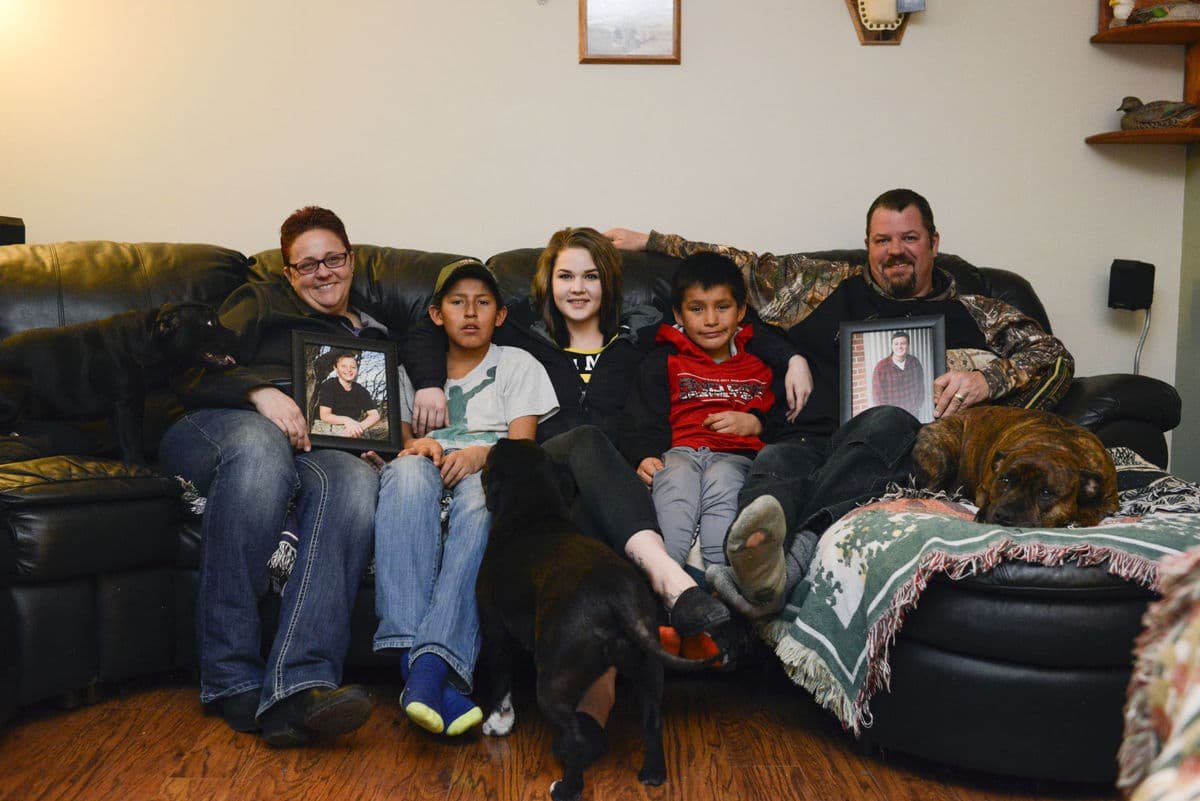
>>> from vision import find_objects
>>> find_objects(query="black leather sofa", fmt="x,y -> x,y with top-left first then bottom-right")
0,240 -> 1181,784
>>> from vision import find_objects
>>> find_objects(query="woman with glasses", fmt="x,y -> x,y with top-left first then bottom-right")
159,207 -> 388,746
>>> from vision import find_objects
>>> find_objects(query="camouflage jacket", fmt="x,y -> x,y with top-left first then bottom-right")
647,231 -> 1074,427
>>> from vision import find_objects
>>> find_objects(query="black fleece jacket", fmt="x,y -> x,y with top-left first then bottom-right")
173,278 -> 389,411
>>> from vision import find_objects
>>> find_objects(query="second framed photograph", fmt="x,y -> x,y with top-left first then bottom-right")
291,332 -> 401,455
838,315 -> 946,424
579,0 -> 681,64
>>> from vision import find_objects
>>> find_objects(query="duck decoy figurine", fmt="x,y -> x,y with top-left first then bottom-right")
1109,0 -> 1135,26
1128,2 -> 1200,24
1118,96 -> 1200,130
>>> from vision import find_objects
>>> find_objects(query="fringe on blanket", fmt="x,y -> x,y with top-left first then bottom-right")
772,494 -> 1172,736
1116,547 -> 1200,790
765,624 -> 865,731
855,540 -> 1163,734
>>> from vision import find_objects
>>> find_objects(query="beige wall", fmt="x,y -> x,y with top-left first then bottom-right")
1175,151 -> 1200,479
0,0 -> 1188,392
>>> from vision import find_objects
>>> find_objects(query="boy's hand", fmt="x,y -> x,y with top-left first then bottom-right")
411,387 -> 448,437
784,354 -> 813,422
636,456 -> 664,487
703,411 -> 763,438
604,228 -> 649,251
441,445 -> 490,488
401,437 -> 444,466
360,450 -> 388,470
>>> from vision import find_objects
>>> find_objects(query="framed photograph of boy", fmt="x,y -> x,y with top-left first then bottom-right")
579,0 -> 681,64
839,315 -> 946,424
291,332 -> 401,455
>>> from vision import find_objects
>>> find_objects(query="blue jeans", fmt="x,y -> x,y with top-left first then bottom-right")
159,409 -> 377,716
653,447 -> 753,567
373,454 -> 490,691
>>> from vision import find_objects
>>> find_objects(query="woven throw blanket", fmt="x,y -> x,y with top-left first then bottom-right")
1118,547 -> 1200,800
759,448 -> 1200,736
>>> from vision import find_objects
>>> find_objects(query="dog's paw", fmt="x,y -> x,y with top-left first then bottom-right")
482,692 -> 515,737
638,765 -> 667,787
549,779 -> 582,801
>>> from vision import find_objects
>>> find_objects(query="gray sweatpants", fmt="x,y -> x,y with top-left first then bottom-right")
652,447 -> 754,568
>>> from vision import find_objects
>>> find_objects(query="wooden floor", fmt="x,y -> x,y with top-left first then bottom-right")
0,660 -> 1117,801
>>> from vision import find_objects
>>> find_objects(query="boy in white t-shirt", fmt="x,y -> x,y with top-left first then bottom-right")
372,261 -> 558,736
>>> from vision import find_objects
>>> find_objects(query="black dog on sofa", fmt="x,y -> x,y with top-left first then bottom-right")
478,437 -> 713,801
0,301 -> 237,464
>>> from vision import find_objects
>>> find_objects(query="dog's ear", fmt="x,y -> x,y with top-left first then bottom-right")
1077,470 -> 1104,506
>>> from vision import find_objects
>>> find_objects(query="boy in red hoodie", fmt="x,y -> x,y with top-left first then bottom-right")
621,252 -> 778,569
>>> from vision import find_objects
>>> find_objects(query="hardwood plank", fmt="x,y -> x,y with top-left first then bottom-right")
0,668 -> 1121,801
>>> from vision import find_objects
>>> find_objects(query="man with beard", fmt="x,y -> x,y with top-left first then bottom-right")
606,188 -> 1073,620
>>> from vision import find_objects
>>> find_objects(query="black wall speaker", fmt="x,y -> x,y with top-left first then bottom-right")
1108,259 -> 1155,311
0,217 -> 24,246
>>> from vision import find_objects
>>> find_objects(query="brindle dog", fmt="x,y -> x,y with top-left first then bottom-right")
912,406 -> 1118,527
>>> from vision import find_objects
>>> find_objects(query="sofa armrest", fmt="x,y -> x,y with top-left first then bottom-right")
1054,374 -> 1181,433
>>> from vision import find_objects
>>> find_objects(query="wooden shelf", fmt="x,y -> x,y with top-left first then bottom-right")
1086,127 -> 1200,144
1088,1 -> 1200,144
1092,20 -> 1200,45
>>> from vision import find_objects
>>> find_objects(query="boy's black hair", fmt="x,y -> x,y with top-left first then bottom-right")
670,252 -> 747,310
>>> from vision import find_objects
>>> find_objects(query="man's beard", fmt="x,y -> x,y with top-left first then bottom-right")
878,262 -> 918,298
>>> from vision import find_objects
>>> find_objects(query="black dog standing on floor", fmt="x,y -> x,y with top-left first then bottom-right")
0,301 -> 237,464
478,438 -> 712,801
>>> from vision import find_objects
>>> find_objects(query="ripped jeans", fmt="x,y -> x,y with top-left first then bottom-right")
159,409 -> 377,717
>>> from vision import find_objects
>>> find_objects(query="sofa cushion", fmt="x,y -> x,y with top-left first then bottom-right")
0,456 -> 181,582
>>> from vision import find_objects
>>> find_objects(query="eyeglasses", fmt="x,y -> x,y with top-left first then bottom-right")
288,251 -> 352,275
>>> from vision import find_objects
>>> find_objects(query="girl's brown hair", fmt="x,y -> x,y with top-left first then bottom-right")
531,227 -> 624,347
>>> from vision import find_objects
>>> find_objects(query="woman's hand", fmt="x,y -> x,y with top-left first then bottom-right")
703,411 -> 763,438
411,387 -> 448,437
441,445 -> 489,488
932,370 -> 989,418
783,354 -> 813,422
401,437 -> 444,466
604,228 -> 649,251
248,387 -> 310,452
636,456 -> 664,487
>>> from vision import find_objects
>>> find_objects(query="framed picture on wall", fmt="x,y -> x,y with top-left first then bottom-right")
838,316 -> 946,424
291,332 -> 401,455
579,0 -> 681,64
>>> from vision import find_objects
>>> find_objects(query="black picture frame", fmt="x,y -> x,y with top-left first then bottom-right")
291,331 -> 401,455
839,315 -> 946,424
